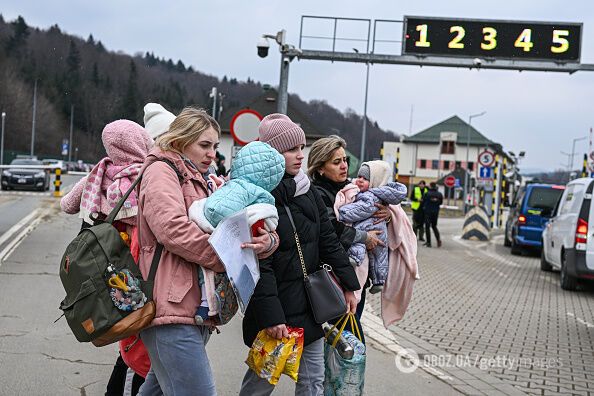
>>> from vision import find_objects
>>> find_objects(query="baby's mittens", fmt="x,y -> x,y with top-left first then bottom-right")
188,198 -> 215,233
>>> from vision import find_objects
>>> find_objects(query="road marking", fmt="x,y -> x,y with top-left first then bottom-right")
0,209 -> 41,247
489,267 -> 509,278
0,209 -> 47,264
567,312 -> 594,328
539,275 -> 557,286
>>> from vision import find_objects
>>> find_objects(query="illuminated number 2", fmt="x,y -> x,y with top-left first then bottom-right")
551,30 -> 569,53
481,27 -> 497,50
415,24 -> 431,47
448,26 -> 465,49
514,29 -> 534,52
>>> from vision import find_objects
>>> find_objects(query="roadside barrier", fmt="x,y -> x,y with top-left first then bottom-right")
462,206 -> 491,241
53,168 -> 62,197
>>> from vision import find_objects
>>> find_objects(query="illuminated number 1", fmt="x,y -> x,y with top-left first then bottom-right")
551,30 -> 569,53
514,29 -> 534,52
481,27 -> 497,50
415,24 -> 431,47
448,26 -> 465,49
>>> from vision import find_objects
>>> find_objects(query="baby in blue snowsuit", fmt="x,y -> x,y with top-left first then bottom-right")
338,161 -> 407,294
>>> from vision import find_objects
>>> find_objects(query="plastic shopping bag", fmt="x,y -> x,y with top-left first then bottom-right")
323,314 -> 366,396
246,327 -> 304,385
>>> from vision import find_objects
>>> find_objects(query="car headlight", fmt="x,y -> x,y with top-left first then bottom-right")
35,171 -> 46,178
2,170 -> 11,176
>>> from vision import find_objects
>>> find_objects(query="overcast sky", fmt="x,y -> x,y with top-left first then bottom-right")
2,1 -> 594,172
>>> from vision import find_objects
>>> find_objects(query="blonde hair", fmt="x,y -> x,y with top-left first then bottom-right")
156,107 -> 221,154
307,135 -> 347,179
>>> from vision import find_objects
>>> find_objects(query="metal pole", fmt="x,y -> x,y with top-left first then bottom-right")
360,62 -> 370,163
68,105 -> 74,163
570,136 -> 587,171
31,79 -> 37,157
1,112 -> 5,165
210,87 -> 218,118
277,55 -> 290,114
463,111 -> 486,213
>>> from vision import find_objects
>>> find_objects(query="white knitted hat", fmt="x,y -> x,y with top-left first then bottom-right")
143,103 -> 175,139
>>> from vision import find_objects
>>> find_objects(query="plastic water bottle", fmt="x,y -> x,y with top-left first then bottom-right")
323,324 -> 354,360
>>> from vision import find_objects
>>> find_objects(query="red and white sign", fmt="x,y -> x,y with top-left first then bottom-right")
444,175 -> 456,188
477,149 -> 495,167
230,109 -> 263,146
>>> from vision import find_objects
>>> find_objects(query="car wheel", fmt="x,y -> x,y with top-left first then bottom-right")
560,250 -> 577,291
540,245 -> 553,271
510,234 -> 522,255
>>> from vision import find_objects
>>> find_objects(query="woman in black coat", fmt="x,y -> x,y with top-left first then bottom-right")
307,135 -> 388,344
240,115 -> 359,396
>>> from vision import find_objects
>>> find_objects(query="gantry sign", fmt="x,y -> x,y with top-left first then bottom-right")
289,15 -> 594,73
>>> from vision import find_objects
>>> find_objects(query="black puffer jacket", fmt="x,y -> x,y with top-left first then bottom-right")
311,176 -> 358,251
242,175 -> 360,347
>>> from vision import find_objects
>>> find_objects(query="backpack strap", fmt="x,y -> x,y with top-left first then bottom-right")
103,158 -> 185,296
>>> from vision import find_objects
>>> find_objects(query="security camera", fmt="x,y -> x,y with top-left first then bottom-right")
473,58 -> 483,67
257,37 -> 270,58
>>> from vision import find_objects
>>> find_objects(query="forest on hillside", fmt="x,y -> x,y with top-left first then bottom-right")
0,15 -> 398,162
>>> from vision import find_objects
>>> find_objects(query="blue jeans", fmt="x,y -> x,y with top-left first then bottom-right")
139,324 -> 215,396
239,337 -> 325,396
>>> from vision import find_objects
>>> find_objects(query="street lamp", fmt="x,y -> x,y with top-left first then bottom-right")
360,56 -> 371,163
463,111 -> 486,213
1,112 -> 5,165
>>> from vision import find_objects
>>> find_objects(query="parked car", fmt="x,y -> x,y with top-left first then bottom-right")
504,183 -> 565,255
541,178 -> 594,290
1,159 -> 51,191
42,159 -> 68,173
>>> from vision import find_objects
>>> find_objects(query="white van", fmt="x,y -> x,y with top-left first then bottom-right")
541,178 -> 594,290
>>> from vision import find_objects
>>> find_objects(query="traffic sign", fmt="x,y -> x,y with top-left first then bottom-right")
478,149 -> 495,167
61,139 -> 69,156
230,109 -> 263,146
479,166 -> 493,179
444,175 -> 456,188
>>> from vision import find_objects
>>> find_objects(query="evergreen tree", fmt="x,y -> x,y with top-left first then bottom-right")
91,62 -> 100,85
176,60 -> 186,72
87,34 -> 95,45
6,16 -> 30,54
122,60 -> 139,120
64,39 -> 81,103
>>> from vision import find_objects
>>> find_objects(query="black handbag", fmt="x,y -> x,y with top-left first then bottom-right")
283,204 -> 347,324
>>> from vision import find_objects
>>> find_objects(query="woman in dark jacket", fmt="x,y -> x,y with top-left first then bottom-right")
307,135 -> 388,344
240,115 -> 359,396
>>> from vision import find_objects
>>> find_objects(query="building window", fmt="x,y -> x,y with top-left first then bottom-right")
468,161 -> 474,171
420,159 -> 427,169
441,141 -> 455,155
432,160 -> 439,169
455,161 -> 461,168
443,160 -> 450,169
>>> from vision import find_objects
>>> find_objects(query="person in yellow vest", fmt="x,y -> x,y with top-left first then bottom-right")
411,180 -> 427,241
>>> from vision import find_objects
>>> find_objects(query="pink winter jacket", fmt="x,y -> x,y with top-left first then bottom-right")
138,148 -> 224,326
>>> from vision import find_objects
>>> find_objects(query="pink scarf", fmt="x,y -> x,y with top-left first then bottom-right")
79,158 -> 143,225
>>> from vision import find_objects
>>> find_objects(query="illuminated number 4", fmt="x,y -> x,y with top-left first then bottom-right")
514,29 -> 534,52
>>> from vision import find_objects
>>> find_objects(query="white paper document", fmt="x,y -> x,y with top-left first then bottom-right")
208,209 -> 260,312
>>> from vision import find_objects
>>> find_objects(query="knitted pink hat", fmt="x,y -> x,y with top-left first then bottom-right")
258,113 -> 306,153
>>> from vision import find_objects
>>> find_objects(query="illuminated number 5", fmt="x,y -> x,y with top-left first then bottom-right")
481,27 -> 497,50
514,29 -> 534,52
448,26 -> 465,49
551,30 -> 569,53
415,24 -> 431,47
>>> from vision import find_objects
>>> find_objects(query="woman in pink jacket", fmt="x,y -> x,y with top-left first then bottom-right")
137,107 -> 278,396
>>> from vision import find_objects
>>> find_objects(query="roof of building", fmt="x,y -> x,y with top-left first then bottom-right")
403,115 -> 494,146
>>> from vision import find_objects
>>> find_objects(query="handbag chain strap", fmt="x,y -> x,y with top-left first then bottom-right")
283,204 -> 309,280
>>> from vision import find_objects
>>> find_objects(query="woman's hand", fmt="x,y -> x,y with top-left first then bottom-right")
241,228 -> 278,257
266,324 -> 289,340
365,230 -> 385,250
373,203 -> 391,224
344,291 -> 357,314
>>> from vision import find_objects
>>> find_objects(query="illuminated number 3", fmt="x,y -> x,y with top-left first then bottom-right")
481,27 -> 497,50
551,30 -> 569,53
415,24 -> 431,47
448,26 -> 465,49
